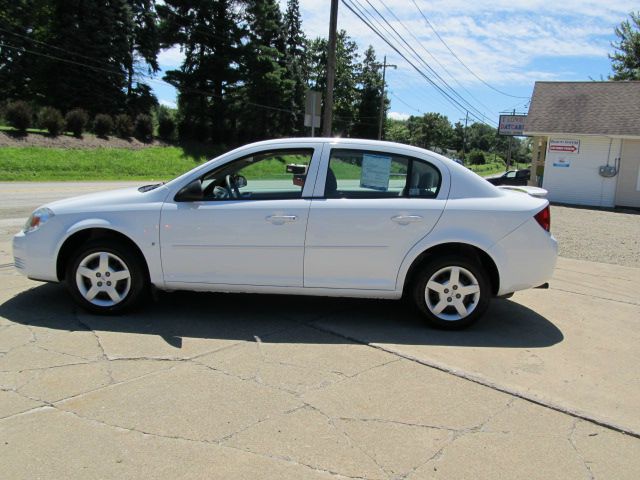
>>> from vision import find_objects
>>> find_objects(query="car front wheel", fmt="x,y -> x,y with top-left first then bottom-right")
66,240 -> 148,314
413,255 -> 490,329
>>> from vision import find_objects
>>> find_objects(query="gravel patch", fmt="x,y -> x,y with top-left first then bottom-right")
551,205 -> 640,267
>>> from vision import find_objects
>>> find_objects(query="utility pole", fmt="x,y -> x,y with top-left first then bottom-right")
461,110 -> 468,163
322,0 -> 339,137
376,56 -> 397,140
506,109 -> 515,171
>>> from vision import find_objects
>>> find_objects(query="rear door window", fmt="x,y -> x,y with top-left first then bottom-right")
326,149 -> 441,199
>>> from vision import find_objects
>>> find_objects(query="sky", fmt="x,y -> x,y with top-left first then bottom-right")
153,0 -> 638,128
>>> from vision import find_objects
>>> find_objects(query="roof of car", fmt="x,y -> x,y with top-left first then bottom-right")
243,137 -> 458,162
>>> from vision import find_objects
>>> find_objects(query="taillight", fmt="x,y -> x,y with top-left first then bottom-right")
534,205 -> 551,232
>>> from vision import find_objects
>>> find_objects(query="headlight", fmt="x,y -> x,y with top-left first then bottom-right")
24,207 -> 55,233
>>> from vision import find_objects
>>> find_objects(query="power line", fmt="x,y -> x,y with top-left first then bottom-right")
390,92 -> 421,113
372,0 -> 497,117
342,0 -> 493,126
409,0 -> 530,100
358,0 -> 493,124
347,0 -> 473,120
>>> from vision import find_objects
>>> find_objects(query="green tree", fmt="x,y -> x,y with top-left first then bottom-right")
451,121 -> 465,153
406,113 -> 452,150
0,0 -> 51,102
124,0 -> 161,115
283,0 -> 307,135
466,122 -> 495,151
385,118 -> 410,144
306,32 -> 361,137
40,0 -> 131,115
610,12 -> 640,80
352,45 -> 384,139
159,0 -> 242,142
237,0 -> 290,142
306,37 -> 327,92
333,30 -> 360,136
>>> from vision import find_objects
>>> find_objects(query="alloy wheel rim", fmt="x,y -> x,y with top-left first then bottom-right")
424,266 -> 481,321
75,252 -> 131,307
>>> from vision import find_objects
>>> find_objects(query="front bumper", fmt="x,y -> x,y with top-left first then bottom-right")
12,231 -> 27,276
13,230 -> 58,282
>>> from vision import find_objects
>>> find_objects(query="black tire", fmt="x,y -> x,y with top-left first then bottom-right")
65,239 -> 148,314
412,254 -> 491,329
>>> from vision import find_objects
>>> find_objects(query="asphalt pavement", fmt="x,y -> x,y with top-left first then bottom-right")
1,181 -> 639,479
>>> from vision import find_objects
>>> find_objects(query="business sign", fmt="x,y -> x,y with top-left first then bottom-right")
549,139 -> 580,154
498,115 -> 527,136
552,159 -> 571,168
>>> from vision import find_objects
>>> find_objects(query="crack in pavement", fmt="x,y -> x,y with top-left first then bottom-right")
3,291 -> 638,479
306,322 -> 640,440
47,405 -> 373,480
303,402 -> 392,480
568,419 -> 596,480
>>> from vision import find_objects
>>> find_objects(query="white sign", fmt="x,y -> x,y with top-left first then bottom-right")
552,158 -> 571,168
360,154 -> 391,191
498,115 -> 527,136
304,91 -> 321,129
549,139 -> 580,154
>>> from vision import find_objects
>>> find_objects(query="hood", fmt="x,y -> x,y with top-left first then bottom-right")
43,185 -> 170,214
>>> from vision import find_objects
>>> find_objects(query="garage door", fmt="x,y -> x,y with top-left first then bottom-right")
616,140 -> 640,208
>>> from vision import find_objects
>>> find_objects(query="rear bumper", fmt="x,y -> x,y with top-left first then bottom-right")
489,218 -> 558,296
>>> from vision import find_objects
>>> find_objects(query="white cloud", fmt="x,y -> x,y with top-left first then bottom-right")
388,111 -> 411,121
297,0 -> 635,87
158,46 -> 185,68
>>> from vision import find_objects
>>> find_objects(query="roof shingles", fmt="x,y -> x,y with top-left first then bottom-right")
524,81 -> 640,136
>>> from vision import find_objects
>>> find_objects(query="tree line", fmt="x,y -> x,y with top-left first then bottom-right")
0,0 -> 388,144
386,114 -> 530,165
3,2 -> 635,156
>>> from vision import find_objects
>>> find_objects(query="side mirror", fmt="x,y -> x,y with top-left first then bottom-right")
286,164 -> 307,174
175,179 -> 203,202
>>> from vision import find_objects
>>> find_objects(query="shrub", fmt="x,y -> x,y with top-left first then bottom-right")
114,113 -> 134,138
6,101 -> 32,132
38,107 -> 65,136
93,114 -> 113,137
158,116 -> 175,141
468,149 -> 486,165
65,109 -> 88,137
134,113 -> 153,142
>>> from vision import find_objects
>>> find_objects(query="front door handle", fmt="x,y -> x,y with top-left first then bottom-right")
266,215 -> 297,225
391,215 -> 423,225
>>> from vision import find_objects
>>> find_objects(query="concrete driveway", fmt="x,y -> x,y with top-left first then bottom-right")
1,182 -> 639,479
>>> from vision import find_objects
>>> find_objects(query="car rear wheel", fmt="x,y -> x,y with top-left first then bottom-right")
413,255 -> 490,329
65,240 -> 148,314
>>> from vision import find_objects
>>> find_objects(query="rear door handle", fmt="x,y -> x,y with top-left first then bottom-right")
266,215 -> 297,225
391,215 -> 423,225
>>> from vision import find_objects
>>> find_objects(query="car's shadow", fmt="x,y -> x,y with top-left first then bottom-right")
0,283 -> 563,349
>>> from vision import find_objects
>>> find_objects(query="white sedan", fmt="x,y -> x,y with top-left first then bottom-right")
13,138 -> 557,328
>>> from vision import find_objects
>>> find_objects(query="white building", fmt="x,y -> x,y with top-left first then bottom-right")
524,81 -> 640,208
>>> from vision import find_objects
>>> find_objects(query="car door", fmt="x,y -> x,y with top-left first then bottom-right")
160,145 -> 322,287
304,146 -> 449,290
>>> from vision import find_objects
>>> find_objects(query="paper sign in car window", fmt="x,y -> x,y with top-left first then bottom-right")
360,154 -> 392,191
